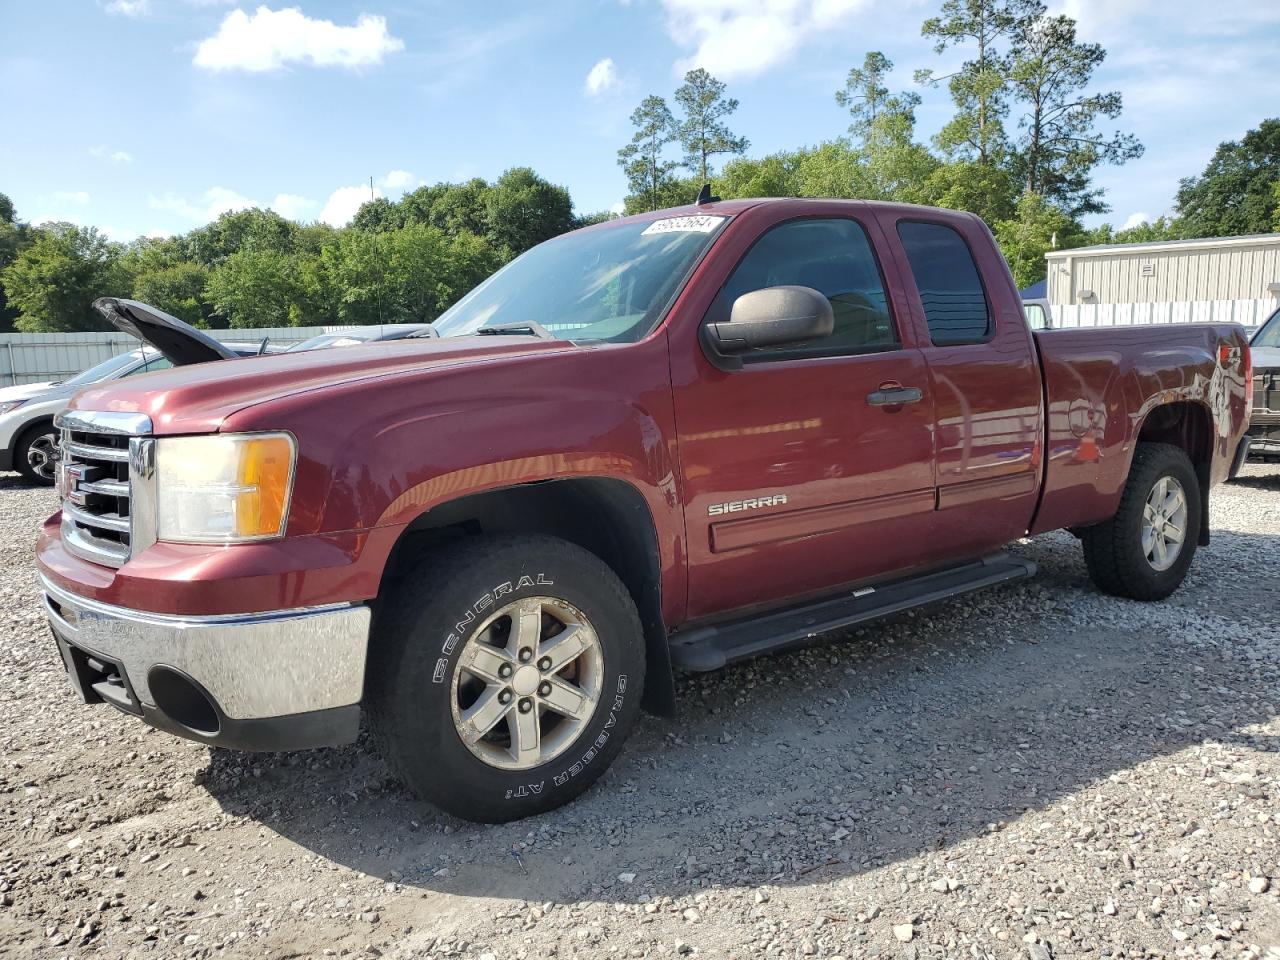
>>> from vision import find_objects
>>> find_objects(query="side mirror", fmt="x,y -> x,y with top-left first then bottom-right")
705,285 -> 834,356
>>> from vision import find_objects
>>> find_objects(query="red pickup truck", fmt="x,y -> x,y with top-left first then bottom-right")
37,199 -> 1252,822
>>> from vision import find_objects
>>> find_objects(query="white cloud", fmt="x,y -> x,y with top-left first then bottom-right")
319,184 -> 380,227
1121,212 -> 1151,230
50,191 -> 91,205
89,145 -> 133,164
659,0 -> 872,80
270,192 -> 316,220
585,58 -> 620,96
378,169 -> 414,191
149,186 -> 257,222
609,202 -> 626,216
194,6 -> 404,72
106,0 -> 150,15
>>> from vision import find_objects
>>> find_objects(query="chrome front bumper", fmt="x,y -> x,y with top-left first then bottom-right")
41,575 -> 370,750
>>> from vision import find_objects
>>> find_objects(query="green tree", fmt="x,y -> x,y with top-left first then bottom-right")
923,159 -> 1019,224
618,95 -> 681,212
836,52 -> 922,149
993,190 -> 1079,287
1,223 -> 128,332
349,196 -> 403,233
384,224 -> 499,322
133,261 -> 212,327
204,248 -> 300,328
1175,119 -> 1280,237
184,208 -> 298,266
0,192 -> 35,332
918,0 -> 1044,165
1007,14 -> 1141,217
482,167 -> 575,256
674,69 -> 749,181
398,179 -> 490,236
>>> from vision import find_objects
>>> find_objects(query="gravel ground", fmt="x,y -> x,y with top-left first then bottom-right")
1,466 -> 1277,960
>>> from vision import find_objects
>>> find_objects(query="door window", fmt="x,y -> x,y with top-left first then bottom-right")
716,218 -> 898,361
896,221 -> 991,345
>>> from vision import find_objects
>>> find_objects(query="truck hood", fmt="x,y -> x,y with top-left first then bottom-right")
67,334 -> 575,434
1252,346 -> 1280,371
93,297 -> 240,365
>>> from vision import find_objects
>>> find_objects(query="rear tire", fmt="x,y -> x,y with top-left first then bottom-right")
15,423 -> 57,486
368,534 -> 646,823
1081,442 -> 1200,601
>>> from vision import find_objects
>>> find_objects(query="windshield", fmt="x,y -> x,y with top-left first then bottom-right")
432,216 -> 728,343
63,350 -> 145,386
1254,308 -> 1280,349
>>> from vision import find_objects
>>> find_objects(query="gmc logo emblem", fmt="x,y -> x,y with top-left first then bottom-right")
60,463 -> 88,505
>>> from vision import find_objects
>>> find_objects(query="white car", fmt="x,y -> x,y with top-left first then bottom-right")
1,299 -> 273,484
0,349 -> 176,484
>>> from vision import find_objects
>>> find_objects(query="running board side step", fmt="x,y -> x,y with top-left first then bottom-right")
668,553 -> 1036,672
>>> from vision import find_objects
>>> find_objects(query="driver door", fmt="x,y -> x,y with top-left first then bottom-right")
672,215 -> 938,619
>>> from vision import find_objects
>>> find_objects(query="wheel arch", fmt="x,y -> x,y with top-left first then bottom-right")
1133,399 -> 1214,546
376,477 -> 676,717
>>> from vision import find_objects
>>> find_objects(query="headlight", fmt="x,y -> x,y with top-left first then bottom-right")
0,400 -> 27,416
155,433 -> 296,543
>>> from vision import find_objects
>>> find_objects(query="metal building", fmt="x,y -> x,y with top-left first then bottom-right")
1044,233 -> 1280,329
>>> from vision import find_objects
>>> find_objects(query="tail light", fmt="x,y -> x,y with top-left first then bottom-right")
1242,341 -> 1252,386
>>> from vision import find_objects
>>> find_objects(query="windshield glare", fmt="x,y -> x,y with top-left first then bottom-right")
64,350 -> 145,386
1254,308 -> 1280,349
431,217 -> 727,343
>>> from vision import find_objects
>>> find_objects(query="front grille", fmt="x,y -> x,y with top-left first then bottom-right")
60,428 -> 132,565
1255,371 -> 1279,416
54,411 -> 154,569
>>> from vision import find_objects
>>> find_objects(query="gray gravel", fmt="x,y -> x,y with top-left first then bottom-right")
1,465 -> 1278,960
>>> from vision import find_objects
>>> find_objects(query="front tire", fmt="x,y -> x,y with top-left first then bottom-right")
368,534 -> 645,823
15,423 -> 57,485
1081,442 -> 1201,601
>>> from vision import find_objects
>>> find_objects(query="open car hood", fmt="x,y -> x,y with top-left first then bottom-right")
93,298 -> 240,366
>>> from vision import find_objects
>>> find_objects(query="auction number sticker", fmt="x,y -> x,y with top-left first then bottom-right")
642,215 -> 726,236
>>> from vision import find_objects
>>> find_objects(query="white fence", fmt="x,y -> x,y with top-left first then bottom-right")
0,326 -> 357,387
1053,298 -> 1276,330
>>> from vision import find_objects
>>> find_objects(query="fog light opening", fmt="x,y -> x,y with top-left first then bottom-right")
148,666 -> 220,735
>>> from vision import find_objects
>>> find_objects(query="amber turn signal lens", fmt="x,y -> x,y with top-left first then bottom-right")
235,435 -> 294,538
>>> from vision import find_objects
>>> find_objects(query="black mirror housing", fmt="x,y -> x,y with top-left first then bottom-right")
705,285 -> 835,357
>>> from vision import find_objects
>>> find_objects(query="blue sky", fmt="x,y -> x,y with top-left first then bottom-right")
1,0 -> 1277,241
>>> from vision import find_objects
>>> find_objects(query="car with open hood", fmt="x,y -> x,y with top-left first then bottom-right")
1,299 -> 270,484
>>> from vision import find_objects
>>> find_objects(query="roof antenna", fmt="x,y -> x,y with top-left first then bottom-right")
695,182 -> 720,205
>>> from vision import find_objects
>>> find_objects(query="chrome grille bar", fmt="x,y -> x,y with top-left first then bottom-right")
54,411 -> 155,569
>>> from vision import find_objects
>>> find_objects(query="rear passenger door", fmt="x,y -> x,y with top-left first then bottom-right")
673,214 -> 939,619
887,216 -> 1043,556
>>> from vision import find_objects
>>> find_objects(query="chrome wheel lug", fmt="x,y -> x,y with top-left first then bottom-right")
518,648 -> 533,663
498,689 -> 513,705
498,663 -> 513,679
538,680 -> 552,696
537,656 -> 552,671
518,698 -> 533,713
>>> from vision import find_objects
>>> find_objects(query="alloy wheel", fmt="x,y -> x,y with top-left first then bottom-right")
450,596 -> 603,770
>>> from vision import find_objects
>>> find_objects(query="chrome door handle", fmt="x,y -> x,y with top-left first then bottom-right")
866,387 -> 923,406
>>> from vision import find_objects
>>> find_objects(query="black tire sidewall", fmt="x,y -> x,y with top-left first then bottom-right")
1115,448 -> 1201,597
375,537 -> 645,822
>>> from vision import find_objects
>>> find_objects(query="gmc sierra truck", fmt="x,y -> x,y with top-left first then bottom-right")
37,198 -> 1252,822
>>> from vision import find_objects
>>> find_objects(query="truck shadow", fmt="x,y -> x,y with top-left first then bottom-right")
196,526 -> 1278,905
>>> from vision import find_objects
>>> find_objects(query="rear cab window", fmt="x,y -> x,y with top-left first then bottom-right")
896,221 -> 992,345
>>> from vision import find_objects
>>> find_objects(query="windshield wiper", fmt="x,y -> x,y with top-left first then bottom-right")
475,320 -> 555,340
